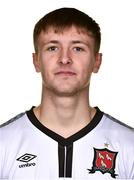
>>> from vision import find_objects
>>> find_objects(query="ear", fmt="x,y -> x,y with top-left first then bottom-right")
93,53 -> 102,73
32,53 -> 41,72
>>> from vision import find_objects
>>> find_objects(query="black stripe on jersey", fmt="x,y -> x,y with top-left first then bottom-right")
58,143 -> 73,177
66,144 -> 73,177
26,107 -> 103,146
58,144 -> 65,177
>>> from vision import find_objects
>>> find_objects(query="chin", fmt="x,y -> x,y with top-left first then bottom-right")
44,82 -> 88,96
51,86 -> 83,97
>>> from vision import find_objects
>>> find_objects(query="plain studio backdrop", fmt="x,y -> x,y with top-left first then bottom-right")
0,0 -> 134,127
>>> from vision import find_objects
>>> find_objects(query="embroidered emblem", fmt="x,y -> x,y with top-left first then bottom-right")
88,148 -> 118,178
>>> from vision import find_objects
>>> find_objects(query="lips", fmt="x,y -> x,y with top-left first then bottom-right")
55,71 -> 76,76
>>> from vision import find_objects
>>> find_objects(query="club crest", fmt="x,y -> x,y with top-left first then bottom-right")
88,148 -> 118,178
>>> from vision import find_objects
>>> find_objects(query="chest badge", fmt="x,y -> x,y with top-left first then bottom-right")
88,148 -> 118,178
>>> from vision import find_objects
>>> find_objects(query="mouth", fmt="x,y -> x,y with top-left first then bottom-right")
55,71 -> 76,76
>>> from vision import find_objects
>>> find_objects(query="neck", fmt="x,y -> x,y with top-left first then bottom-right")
34,86 -> 96,138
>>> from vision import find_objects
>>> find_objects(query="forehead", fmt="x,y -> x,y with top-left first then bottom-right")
37,26 -> 94,44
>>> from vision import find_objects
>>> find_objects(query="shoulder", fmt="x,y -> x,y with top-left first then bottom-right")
102,112 -> 134,143
0,112 -> 25,128
103,112 -> 134,131
102,112 -> 134,175
0,112 -> 27,141
0,112 -> 26,129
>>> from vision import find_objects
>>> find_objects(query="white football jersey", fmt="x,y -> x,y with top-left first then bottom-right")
0,107 -> 134,180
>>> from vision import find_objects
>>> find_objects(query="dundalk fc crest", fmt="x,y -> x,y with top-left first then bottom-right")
88,148 -> 118,178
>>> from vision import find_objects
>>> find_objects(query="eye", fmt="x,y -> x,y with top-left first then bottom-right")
47,46 -> 58,51
73,47 -> 84,52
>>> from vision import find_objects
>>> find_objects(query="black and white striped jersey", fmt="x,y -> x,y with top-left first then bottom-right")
0,107 -> 134,179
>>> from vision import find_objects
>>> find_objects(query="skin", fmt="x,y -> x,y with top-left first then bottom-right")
33,26 -> 102,138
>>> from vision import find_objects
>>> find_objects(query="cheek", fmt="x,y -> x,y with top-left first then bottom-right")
40,60 -> 55,81
77,59 -> 94,83
82,67 -> 91,80
38,52 -> 58,82
79,58 -> 93,75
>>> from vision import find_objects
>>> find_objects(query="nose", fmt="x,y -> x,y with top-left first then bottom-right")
58,48 -> 72,65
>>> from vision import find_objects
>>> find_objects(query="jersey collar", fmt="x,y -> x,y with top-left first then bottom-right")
26,106 -> 103,146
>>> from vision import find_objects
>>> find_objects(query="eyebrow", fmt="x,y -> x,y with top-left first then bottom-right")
44,40 -> 59,44
44,40 -> 90,47
71,40 -> 89,47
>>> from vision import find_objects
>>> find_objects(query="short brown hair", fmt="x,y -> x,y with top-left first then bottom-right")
33,7 -> 101,53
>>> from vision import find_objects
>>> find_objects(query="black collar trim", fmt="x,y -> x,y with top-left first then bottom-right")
26,107 -> 103,146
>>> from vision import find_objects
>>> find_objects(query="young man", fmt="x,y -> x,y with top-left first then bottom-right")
0,7 -> 134,179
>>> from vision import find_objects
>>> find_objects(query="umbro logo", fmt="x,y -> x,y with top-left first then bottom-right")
17,153 -> 37,163
17,153 -> 37,168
